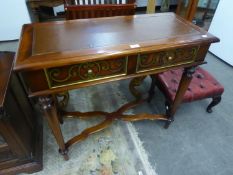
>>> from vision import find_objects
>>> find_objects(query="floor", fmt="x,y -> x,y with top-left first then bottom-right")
127,54 -> 233,175
23,83 -> 156,175
1,39 -> 233,175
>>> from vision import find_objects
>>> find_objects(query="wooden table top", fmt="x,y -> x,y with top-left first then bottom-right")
14,13 -> 219,71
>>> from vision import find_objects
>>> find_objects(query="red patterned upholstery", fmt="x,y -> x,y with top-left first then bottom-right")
157,67 -> 224,103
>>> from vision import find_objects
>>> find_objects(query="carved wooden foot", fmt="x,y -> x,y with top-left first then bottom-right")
59,148 -> 69,161
164,67 -> 196,129
39,96 -> 69,160
206,96 -> 222,113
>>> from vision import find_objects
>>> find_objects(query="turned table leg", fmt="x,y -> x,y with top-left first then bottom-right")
164,67 -> 196,129
39,96 -> 69,160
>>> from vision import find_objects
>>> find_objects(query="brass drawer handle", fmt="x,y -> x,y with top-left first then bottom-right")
168,56 -> 173,61
88,69 -> 93,74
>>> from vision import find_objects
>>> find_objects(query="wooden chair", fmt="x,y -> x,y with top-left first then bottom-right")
64,0 -> 136,20
146,0 -> 198,21
176,0 -> 199,21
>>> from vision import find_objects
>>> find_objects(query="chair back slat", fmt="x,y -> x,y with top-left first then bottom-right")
64,0 -> 136,20
67,0 -> 133,5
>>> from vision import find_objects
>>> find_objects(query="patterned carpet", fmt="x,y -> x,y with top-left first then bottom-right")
21,81 -> 157,175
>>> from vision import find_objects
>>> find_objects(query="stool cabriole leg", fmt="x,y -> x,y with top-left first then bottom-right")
206,96 -> 222,113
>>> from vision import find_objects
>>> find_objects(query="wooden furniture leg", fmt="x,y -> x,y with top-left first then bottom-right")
38,96 -> 69,160
206,96 -> 222,113
164,66 -> 196,129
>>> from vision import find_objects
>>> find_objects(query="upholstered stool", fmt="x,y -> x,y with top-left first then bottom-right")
149,67 -> 224,113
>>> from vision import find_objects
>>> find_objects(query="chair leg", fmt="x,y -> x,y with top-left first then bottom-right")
147,75 -> 156,103
206,96 -> 222,113
164,100 -> 174,129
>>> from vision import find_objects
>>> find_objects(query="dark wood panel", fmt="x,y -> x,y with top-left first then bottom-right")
0,52 -> 14,108
0,143 -> 15,163
0,135 -> 6,145
0,52 -> 43,174
22,69 -> 49,93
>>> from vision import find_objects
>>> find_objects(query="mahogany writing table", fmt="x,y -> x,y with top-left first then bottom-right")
14,13 -> 219,160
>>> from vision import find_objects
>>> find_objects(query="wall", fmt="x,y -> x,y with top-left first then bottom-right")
208,0 -> 233,66
136,0 -> 178,7
0,1 -> 31,41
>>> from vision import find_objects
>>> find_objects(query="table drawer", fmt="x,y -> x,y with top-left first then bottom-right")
45,57 -> 128,88
136,46 -> 199,73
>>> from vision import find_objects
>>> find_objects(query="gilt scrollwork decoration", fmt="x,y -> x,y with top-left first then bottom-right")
45,57 -> 128,88
137,46 -> 199,72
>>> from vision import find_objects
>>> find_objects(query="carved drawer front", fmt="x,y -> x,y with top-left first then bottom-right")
45,57 -> 128,88
136,46 -> 199,73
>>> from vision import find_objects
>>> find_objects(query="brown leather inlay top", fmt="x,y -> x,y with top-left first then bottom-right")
32,13 -> 198,56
